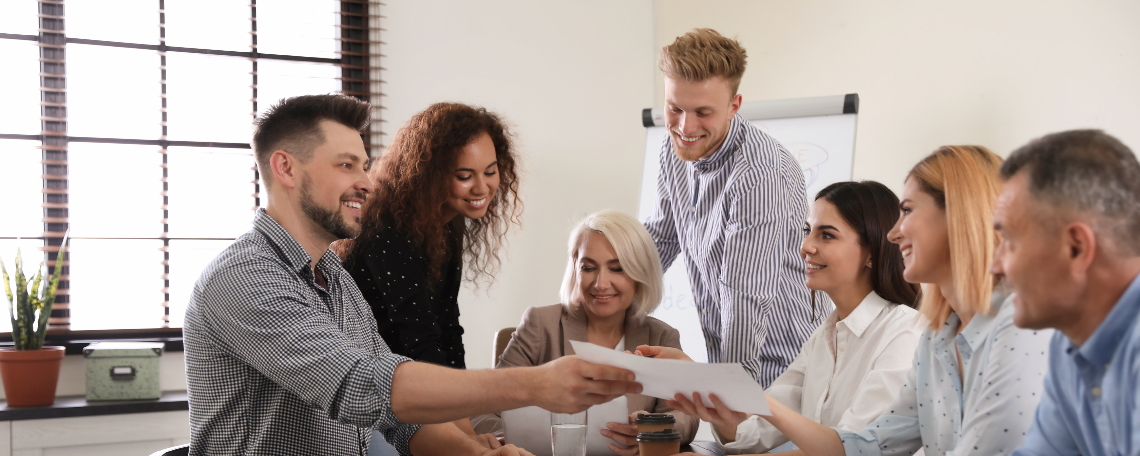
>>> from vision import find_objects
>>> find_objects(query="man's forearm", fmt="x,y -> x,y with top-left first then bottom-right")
408,422 -> 490,455
391,362 -> 534,424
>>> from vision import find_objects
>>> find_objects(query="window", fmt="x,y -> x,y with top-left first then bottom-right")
0,0 -> 382,333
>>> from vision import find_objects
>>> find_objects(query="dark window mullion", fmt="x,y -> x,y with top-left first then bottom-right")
251,0 -> 261,209
160,0 -> 172,327
39,0 -> 70,329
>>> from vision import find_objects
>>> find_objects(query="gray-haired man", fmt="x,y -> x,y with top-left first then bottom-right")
991,130 -> 1140,456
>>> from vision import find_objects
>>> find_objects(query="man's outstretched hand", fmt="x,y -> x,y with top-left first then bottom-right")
529,355 -> 643,413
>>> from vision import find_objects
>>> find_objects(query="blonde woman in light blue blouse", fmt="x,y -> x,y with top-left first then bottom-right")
657,146 -> 1054,456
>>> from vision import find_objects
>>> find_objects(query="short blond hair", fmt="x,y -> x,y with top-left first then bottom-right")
660,28 -> 748,95
560,210 -> 664,321
908,146 -> 1004,329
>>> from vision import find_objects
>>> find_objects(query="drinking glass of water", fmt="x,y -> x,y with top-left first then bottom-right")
551,411 -> 587,456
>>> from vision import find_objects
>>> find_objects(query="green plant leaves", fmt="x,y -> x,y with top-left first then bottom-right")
1,235 -> 68,350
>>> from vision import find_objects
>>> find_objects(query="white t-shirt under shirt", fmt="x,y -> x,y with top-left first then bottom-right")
718,291 -> 924,453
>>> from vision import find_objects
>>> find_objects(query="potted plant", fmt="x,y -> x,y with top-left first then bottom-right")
0,239 -> 68,407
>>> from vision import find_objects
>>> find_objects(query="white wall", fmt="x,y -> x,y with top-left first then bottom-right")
654,0 -> 1140,195
381,0 -> 658,369
386,0 -> 1140,369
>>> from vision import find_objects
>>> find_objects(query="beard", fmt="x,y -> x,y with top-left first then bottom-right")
299,174 -> 362,240
671,136 -> 711,162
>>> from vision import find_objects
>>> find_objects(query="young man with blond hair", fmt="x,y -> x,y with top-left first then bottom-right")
643,29 -> 818,386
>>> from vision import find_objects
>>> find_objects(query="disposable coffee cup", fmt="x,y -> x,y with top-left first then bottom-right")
637,429 -> 681,456
634,413 -> 676,434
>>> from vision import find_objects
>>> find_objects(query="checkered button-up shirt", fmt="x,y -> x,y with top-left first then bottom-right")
184,209 -> 420,455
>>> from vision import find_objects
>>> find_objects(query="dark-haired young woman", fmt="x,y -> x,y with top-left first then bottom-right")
339,102 -> 521,446
660,181 -> 924,453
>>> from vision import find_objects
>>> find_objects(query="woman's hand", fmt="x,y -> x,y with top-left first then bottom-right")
601,410 -> 649,456
666,392 -> 749,442
633,345 -> 693,361
479,444 -> 534,456
472,433 -> 503,449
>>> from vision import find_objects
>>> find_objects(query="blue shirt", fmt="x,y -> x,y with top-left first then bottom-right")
1013,273 -> 1140,456
184,209 -> 420,456
837,293 -> 1054,456
644,113 -> 821,387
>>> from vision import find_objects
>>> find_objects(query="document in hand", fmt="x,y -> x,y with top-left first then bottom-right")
570,340 -> 770,416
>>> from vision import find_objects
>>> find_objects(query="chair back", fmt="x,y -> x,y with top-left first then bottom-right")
148,444 -> 189,456
492,327 -> 516,367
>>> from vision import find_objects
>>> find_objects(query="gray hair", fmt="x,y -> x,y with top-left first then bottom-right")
1000,129 -> 1140,255
560,210 -> 664,321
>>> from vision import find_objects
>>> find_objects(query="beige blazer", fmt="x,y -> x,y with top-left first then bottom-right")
470,304 -> 698,443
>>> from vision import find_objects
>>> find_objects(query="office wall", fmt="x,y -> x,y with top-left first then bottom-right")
382,0 -> 658,368
654,0 -> 1140,195
386,1 -> 1140,369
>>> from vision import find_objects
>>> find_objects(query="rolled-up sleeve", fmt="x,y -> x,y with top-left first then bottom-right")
202,258 -> 421,451
337,360 -> 421,454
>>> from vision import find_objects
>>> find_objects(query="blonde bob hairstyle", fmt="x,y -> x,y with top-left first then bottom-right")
559,210 -> 664,322
908,145 -> 1004,329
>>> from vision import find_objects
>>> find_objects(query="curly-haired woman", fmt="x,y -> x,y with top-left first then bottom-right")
339,102 -> 522,447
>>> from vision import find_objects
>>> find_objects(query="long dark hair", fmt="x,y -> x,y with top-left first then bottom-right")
815,181 -> 919,307
340,102 -> 522,283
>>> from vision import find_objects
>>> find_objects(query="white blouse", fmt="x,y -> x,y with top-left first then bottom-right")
718,291 -> 924,453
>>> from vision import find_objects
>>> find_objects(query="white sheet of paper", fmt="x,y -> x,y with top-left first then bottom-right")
570,340 -> 770,416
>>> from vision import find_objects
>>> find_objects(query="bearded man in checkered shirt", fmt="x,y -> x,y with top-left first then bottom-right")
183,94 -> 641,456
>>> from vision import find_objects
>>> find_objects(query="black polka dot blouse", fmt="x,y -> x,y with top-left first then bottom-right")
344,218 -> 466,369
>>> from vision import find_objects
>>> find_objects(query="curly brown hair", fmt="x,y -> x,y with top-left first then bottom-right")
341,102 -> 522,284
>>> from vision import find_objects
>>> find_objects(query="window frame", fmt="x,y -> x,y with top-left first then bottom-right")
0,0 -> 382,345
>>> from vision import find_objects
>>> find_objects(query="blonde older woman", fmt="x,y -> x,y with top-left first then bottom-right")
471,209 -> 696,455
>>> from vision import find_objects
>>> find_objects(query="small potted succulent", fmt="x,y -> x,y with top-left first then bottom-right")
0,239 -> 68,406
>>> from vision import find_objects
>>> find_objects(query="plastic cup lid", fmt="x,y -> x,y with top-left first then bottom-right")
635,413 -> 676,425
636,429 -> 681,442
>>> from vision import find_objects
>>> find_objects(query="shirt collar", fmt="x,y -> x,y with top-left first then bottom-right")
1072,272 -> 1140,364
839,291 -> 892,337
253,208 -> 316,274
692,114 -> 745,171
955,290 -> 1012,352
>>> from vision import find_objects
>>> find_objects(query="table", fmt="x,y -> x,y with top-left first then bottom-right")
684,441 -> 726,456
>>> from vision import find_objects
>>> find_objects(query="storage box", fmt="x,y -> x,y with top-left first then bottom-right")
83,342 -> 164,401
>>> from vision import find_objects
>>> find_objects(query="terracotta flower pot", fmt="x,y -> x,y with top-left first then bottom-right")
0,346 -> 65,407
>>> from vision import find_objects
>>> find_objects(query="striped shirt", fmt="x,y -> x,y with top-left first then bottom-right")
644,114 -> 823,387
184,209 -> 420,455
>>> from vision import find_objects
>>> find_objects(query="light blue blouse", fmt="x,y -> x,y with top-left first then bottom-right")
837,293 -> 1054,456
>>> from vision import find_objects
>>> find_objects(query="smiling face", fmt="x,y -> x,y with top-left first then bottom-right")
297,120 -> 371,240
664,76 -> 742,161
801,200 -> 873,295
576,230 -> 637,321
442,132 -> 500,222
888,177 -> 952,286
991,172 -> 1080,329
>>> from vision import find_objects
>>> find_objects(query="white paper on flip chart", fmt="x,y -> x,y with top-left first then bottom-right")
570,340 -> 770,416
